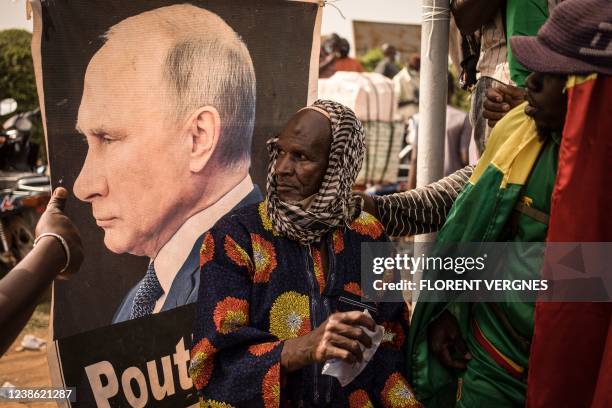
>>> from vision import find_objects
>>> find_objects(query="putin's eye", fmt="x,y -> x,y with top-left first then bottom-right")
101,135 -> 116,145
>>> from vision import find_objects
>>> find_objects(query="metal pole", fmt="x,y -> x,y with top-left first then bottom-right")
416,0 -> 450,241
410,0 -> 450,305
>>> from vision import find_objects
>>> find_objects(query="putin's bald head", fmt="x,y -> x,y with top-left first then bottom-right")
101,4 -> 256,167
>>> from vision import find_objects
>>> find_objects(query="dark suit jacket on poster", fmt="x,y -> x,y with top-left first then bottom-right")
112,186 -> 262,323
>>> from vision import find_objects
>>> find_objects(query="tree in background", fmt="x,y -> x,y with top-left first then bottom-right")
0,29 -> 45,163
0,29 -> 36,108
358,47 -> 384,72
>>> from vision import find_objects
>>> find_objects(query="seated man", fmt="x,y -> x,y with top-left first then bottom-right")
189,100 -> 421,407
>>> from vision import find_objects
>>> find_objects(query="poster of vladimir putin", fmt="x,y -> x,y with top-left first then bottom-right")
31,0 -> 321,339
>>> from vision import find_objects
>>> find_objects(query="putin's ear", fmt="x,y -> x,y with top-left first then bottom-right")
187,106 -> 220,173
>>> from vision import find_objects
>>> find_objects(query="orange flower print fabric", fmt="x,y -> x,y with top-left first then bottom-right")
349,389 -> 375,408
381,372 -> 422,408
200,232 -> 215,267
258,201 -> 280,236
248,341 -> 281,357
269,291 -> 311,340
311,248 -> 325,294
224,235 -> 253,271
199,400 -> 235,408
262,363 -> 281,408
189,338 -> 217,390
332,229 -> 345,254
213,297 -> 249,334
381,321 -> 406,349
191,202 -> 417,406
251,233 -> 277,283
344,282 -> 363,297
350,212 -> 385,239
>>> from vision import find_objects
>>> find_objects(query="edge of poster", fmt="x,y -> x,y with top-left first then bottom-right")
29,2 -> 70,405
290,0 -> 322,104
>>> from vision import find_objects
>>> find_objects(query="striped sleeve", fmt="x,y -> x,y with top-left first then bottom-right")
374,165 -> 473,237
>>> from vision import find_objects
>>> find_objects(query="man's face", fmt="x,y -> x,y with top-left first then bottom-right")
524,72 -> 568,136
408,54 -> 420,71
74,39 -> 192,257
385,46 -> 397,60
274,110 -> 332,203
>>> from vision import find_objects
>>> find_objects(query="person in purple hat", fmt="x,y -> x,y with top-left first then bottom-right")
407,0 -> 612,407
510,0 -> 612,407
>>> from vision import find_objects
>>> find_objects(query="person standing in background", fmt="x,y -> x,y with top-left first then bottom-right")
451,0 -> 519,158
375,43 -> 400,79
332,38 -> 364,73
319,34 -> 341,79
406,73 -> 472,190
393,53 -> 421,122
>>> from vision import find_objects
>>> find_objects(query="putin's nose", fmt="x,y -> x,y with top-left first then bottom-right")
73,149 -> 109,203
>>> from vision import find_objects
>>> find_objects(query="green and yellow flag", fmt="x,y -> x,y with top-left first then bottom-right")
407,102 -> 544,406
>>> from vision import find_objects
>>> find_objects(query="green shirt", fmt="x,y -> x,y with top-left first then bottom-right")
506,0 -> 549,86
468,132 -> 560,404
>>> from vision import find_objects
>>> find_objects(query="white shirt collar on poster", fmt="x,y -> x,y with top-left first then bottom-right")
152,175 -> 255,312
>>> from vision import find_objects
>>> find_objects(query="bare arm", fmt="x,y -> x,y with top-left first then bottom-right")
0,188 -> 82,355
0,238 -> 65,354
451,0 -> 503,34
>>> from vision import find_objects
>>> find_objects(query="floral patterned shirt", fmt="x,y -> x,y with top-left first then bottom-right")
190,201 -> 421,408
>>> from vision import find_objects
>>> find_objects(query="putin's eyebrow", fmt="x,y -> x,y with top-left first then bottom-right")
76,125 -> 127,139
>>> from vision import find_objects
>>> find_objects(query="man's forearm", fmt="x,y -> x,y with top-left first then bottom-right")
451,0 -> 503,34
374,165 -> 473,237
0,238 -> 65,331
281,336 -> 314,373
0,304 -> 36,355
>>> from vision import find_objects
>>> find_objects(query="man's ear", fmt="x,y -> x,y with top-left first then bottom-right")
187,106 -> 221,173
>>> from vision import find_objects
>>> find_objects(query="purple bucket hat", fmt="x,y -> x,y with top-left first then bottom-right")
510,0 -> 612,76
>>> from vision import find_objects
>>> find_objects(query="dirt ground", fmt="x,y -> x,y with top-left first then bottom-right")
0,302 -> 55,408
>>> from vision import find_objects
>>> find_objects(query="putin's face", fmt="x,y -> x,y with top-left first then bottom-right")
74,38 -> 192,257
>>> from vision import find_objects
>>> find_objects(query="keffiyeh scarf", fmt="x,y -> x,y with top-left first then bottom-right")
266,99 -> 365,244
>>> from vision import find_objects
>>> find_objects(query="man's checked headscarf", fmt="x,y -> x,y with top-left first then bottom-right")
266,99 -> 365,244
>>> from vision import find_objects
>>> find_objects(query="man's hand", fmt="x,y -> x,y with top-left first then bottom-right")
281,311 -> 376,373
35,187 -> 83,276
355,192 -> 378,219
482,84 -> 526,128
428,310 -> 472,369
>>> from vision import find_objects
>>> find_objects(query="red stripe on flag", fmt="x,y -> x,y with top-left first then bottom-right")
470,319 -> 524,380
527,75 -> 612,408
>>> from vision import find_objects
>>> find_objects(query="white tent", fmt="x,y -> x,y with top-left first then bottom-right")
318,72 -> 403,186
318,72 -> 397,122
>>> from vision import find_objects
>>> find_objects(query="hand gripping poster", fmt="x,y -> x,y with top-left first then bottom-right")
30,0 -> 321,406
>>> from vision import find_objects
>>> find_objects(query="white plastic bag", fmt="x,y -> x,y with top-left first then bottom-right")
321,310 -> 384,386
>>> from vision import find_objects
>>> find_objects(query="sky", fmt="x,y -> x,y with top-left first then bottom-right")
0,0 -> 32,31
321,0 -> 422,51
0,0 -> 422,55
